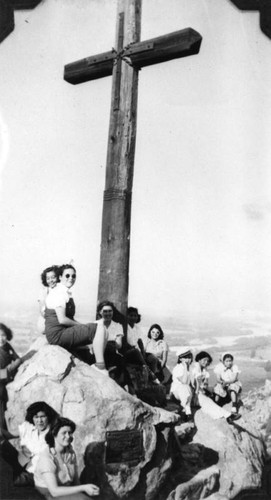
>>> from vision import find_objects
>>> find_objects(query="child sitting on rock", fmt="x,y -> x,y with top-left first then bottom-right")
170,348 -> 193,421
213,352 -> 242,415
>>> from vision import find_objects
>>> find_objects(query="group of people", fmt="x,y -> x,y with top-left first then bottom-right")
0,401 -> 100,499
171,348 -> 242,424
0,262 -> 244,496
36,263 -> 172,392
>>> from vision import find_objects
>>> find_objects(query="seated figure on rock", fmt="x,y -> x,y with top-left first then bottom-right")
37,265 -> 60,335
34,416 -> 100,500
144,324 -> 172,388
0,401 -> 57,487
213,352 -> 242,415
44,264 -> 107,373
191,351 -> 241,424
170,348 -> 193,421
0,323 -> 36,430
95,301 -> 128,386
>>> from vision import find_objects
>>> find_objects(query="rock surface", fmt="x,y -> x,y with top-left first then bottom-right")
6,345 -> 179,500
191,410 -> 265,498
4,345 -> 270,500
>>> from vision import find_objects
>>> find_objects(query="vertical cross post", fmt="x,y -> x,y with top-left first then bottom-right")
97,0 -> 141,315
64,0 -> 202,317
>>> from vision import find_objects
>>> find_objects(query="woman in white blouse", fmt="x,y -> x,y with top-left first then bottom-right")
1,401 -> 57,486
34,416 -> 99,499
44,264 -> 107,373
96,301 -> 127,384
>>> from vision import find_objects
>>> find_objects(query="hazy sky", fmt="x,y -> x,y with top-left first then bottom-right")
1,0 -> 271,321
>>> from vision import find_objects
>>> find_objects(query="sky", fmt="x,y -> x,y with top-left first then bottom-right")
1,0 -> 271,323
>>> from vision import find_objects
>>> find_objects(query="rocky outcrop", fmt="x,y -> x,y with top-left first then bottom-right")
5,344 -> 270,500
6,345 -> 180,500
242,379 -> 271,458
191,411 -> 265,498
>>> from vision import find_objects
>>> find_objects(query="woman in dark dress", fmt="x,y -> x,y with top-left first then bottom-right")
44,264 -> 107,373
0,323 -> 22,429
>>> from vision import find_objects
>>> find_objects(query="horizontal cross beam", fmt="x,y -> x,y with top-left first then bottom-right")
229,0 -> 271,39
0,0 -> 42,44
64,27 -> 202,85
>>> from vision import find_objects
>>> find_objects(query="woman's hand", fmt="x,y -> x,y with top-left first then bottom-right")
83,484 -> 100,496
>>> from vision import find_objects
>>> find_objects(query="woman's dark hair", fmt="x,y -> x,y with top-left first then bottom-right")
45,416 -> 76,448
177,351 -> 193,363
127,307 -> 141,324
58,264 -> 76,277
195,351 -> 213,364
25,402 -> 58,425
0,323 -> 13,341
41,266 -> 60,287
96,300 -> 124,324
222,353 -> 234,362
147,324 -> 164,340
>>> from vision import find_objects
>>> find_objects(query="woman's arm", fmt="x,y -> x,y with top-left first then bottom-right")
161,343 -> 168,367
38,301 -> 46,317
55,307 -> 79,326
42,472 -> 99,498
115,334 -> 123,350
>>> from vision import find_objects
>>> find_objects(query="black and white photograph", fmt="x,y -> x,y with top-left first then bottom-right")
0,1 -> 271,499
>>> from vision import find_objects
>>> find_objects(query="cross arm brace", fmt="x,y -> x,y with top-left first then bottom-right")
64,27 -> 202,85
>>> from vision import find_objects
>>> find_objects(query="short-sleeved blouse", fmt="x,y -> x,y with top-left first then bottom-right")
172,362 -> 191,385
18,421 -> 49,473
45,283 -> 72,310
127,324 -> 144,347
34,446 -> 77,488
190,362 -> 209,389
214,362 -> 240,384
144,339 -> 168,360
95,319 -> 124,343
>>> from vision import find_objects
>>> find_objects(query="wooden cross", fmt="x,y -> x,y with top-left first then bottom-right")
64,0 -> 202,315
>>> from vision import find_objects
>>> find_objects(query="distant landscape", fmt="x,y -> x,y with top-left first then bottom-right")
2,307 -> 271,395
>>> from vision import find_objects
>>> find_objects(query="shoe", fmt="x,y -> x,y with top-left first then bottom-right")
92,365 -> 109,376
227,413 -> 241,424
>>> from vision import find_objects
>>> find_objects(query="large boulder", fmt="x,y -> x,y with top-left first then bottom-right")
5,344 -> 179,500
191,411 -> 265,499
5,345 -> 269,500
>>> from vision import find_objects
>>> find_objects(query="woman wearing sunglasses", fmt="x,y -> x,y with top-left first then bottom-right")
44,264 -> 106,372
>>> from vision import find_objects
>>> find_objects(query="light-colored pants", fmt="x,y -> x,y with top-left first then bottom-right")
171,382 -> 192,415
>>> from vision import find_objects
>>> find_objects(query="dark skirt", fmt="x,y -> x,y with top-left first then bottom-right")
45,308 -> 96,350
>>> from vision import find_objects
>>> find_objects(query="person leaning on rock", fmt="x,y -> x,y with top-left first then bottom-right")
44,264 -> 107,373
34,416 -> 100,500
95,300 -> 127,385
0,323 -> 36,430
0,401 -> 57,487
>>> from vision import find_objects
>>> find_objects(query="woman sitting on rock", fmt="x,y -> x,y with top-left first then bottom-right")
0,323 -> 36,430
1,401 -> 57,487
37,265 -> 60,335
122,307 -> 148,366
213,352 -> 242,415
34,416 -> 100,500
191,351 -> 240,424
144,324 -> 171,385
44,264 -> 107,373
96,301 -> 127,383
170,348 -> 193,421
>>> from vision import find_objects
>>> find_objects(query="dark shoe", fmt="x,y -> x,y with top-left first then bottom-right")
227,413 -> 241,424
14,471 -> 34,487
